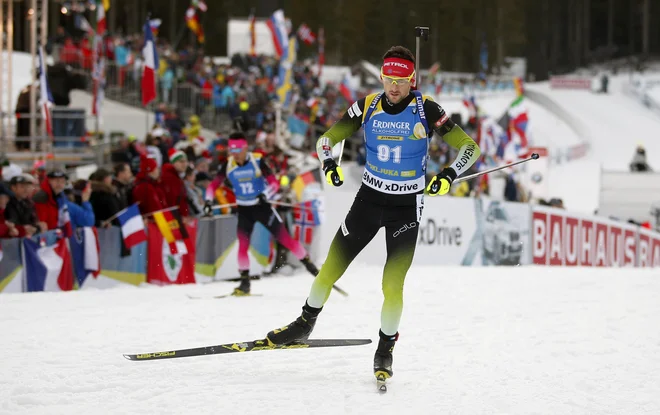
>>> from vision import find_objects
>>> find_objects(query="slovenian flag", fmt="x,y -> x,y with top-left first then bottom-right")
141,18 -> 158,106
266,9 -> 288,58
118,204 -> 147,248
22,238 -> 74,292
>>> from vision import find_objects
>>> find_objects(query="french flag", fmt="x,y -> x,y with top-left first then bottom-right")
141,19 -> 159,106
117,204 -> 147,248
22,238 -> 74,292
37,45 -> 53,136
266,9 -> 288,58
69,227 -> 100,287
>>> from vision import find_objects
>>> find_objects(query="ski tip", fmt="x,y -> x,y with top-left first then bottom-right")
123,354 -> 136,361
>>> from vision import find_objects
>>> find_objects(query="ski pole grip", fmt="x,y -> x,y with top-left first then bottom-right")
429,180 -> 440,194
332,171 -> 343,186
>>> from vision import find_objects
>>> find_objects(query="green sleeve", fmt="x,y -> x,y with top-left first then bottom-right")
443,125 -> 482,175
315,99 -> 365,163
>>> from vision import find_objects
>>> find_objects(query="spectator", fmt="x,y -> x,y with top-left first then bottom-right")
160,148 -> 190,217
68,180 -> 96,228
113,162 -> 134,210
132,156 -> 167,216
630,145 -> 652,172
111,135 -> 140,164
89,169 -> 122,227
184,167 -> 204,216
0,183 -> 26,237
195,171 -> 212,193
33,170 -> 69,230
4,174 -> 42,235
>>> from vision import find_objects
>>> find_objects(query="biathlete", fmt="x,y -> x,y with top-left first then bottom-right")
263,46 -> 481,381
215,132 -> 320,295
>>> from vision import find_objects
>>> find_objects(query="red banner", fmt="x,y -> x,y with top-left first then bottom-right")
147,221 -> 197,284
532,207 -> 640,267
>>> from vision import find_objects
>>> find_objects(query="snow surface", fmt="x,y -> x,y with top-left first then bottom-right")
2,266 -> 660,415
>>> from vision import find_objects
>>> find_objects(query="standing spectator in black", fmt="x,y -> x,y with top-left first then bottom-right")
88,169 -> 122,227
113,163 -> 134,210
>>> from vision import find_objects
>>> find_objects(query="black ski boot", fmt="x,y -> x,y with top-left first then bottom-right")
233,270 -> 251,296
374,330 -> 398,379
266,301 -> 322,345
300,255 -> 319,276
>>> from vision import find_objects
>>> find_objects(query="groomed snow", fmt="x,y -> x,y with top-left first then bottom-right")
2,266 -> 659,414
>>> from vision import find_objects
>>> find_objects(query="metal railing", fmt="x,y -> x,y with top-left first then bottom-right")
58,51 -> 236,132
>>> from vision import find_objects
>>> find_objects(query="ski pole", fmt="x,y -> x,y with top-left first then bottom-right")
414,26 -> 430,86
453,152 -> 540,184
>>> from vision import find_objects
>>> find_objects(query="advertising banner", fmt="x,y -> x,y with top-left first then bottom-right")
416,197 -> 532,266
532,206 -> 639,267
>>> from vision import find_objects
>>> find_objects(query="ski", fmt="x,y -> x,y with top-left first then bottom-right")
376,373 -> 388,393
202,275 -> 261,284
186,293 -> 264,300
123,338 -> 372,361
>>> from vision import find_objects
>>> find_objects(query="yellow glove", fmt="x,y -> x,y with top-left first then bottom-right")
426,167 -> 457,196
323,159 -> 344,187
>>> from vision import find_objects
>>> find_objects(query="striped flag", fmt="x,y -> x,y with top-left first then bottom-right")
37,46 -> 53,137
96,0 -> 106,35
317,27 -> 325,77
152,208 -> 189,255
117,204 -> 147,248
296,23 -> 316,45
141,18 -> 158,106
266,9 -> 288,58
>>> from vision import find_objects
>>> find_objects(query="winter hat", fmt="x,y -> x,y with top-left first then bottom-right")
140,155 -> 158,174
168,147 -> 187,163
228,132 -> 248,153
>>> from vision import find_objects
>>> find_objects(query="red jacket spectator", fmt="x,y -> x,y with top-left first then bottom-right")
132,157 -> 167,216
32,171 -> 68,230
160,149 -> 190,217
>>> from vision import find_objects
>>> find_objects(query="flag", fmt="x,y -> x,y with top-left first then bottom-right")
192,0 -> 207,12
149,18 -> 162,36
248,9 -> 256,57
266,9 -> 288,58
317,27 -> 325,77
276,35 -> 298,106
185,7 -> 205,43
91,34 -> 105,118
296,23 -> 316,45
22,237 -> 74,292
96,0 -> 106,35
37,45 -> 53,137
75,14 -> 95,36
339,75 -> 356,103
147,221 -> 196,285
69,227 -> 100,287
117,204 -> 147,248
513,77 -> 524,97
141,19 -> 158,106
508,95 -> 529,151
153,208 -> 188,255
292,200 -> 321,244
57,195 -> 73,238
291,169 -> 322,201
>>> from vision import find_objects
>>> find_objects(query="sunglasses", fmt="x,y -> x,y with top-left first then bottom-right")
381,69 -> 415,86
